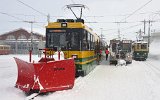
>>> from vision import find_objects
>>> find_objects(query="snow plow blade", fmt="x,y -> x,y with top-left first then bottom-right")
14,57 -> 75,93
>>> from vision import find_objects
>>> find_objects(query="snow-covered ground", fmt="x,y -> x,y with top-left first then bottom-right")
1,37 -> 160,100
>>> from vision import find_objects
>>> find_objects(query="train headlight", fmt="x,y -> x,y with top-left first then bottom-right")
112,52 -> 115,57
72,54 -> 78,59
126,53 -> 129,57
144,53 -> 147,55
61,23 -> 67,28
113,54 -> 115,57
137,53 -> 139,55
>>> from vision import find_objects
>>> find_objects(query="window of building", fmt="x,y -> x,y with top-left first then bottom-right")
17,34 -> 27,40
6,35 -> 15,40
28,35 -> 38,40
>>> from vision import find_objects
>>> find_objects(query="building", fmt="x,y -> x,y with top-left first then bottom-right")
0,28 -> 45,54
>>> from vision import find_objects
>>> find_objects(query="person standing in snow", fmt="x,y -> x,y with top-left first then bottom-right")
105,48 -> 109,60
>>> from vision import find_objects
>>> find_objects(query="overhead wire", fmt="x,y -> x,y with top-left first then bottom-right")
121,23 -> 143,32
14,0 -> 156,35
121,0 -> 153,22
0,11 -> 24,21
17,0 -> 46,16
2,0 -> 49,30
96,22 -> 142,38
105,0 -> 153,38
17,0 -> 65,23
0,11 -> 45,29
0,2 -> 46,30
69,0 -> 143,38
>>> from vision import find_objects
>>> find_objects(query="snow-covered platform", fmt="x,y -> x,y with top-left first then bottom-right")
1,36 -> 160,100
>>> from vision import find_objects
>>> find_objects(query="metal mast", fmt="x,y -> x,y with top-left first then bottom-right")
66,4 -> 87,19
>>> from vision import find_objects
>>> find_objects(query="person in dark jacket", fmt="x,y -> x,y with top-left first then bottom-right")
105,48 -> 109,60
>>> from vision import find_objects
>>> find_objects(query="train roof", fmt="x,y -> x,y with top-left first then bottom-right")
134,41 -> 148,44
46,19 -> 100,41
109,39 -> 120,45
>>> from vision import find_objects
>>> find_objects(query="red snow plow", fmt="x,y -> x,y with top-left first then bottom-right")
14,49 -> 75,93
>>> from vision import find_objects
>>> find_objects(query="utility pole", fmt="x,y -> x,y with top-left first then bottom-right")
22,21 -> 35,62
117,23 -> 121,40
141,20 -> 146,35
144,19 -> 146,35
24,21 -> 35,55
148,20 -> 151,47
100,28 -> 103,39
47,14 -> 50,23
113,21 -> 127,40
30,21 -> 33,51
24,21 -> 34,50
100,28 -> 106,40
141,20 -> 155,47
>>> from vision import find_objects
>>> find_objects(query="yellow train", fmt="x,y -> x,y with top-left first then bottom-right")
133,41 -> 149,61
46,19 -> 103,76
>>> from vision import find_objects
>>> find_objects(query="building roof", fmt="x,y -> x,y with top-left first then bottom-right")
0,28 -> 45,40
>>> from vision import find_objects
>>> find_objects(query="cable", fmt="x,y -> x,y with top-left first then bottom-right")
102,23 -> 143,34
0,11 -> 46,30
121,0 -> 153,21
121,23 -> 143,31
0,12 -> 24,21
71,0 -> 75,4
17,0 -> 46,16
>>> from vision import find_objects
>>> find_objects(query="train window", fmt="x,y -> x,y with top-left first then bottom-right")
46,34 -> 51,48
81,30 -> 96,50
82,30 -> 88,50
87,32 -> 91,50
112,43 -> 117,52
91,34 -> 93,50
52,33 -> 66,48
66,32 -> 79,50
46,33 -> 66,49
93,36 -> 95,49
137,44 -> 140,49
122,43 -> 131,52
141,44 -> 147,49
66,33 -> 72,49
60,33 -> 66,47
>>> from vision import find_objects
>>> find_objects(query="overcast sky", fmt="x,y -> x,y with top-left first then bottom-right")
0,0 -> 160,42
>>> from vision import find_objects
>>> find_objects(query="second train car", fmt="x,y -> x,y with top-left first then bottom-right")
109,39 -> 133,65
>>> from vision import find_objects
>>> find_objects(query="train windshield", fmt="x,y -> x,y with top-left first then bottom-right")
111,43 -> 117,52
122,43 -> 132,52
46,28 -> 80,50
